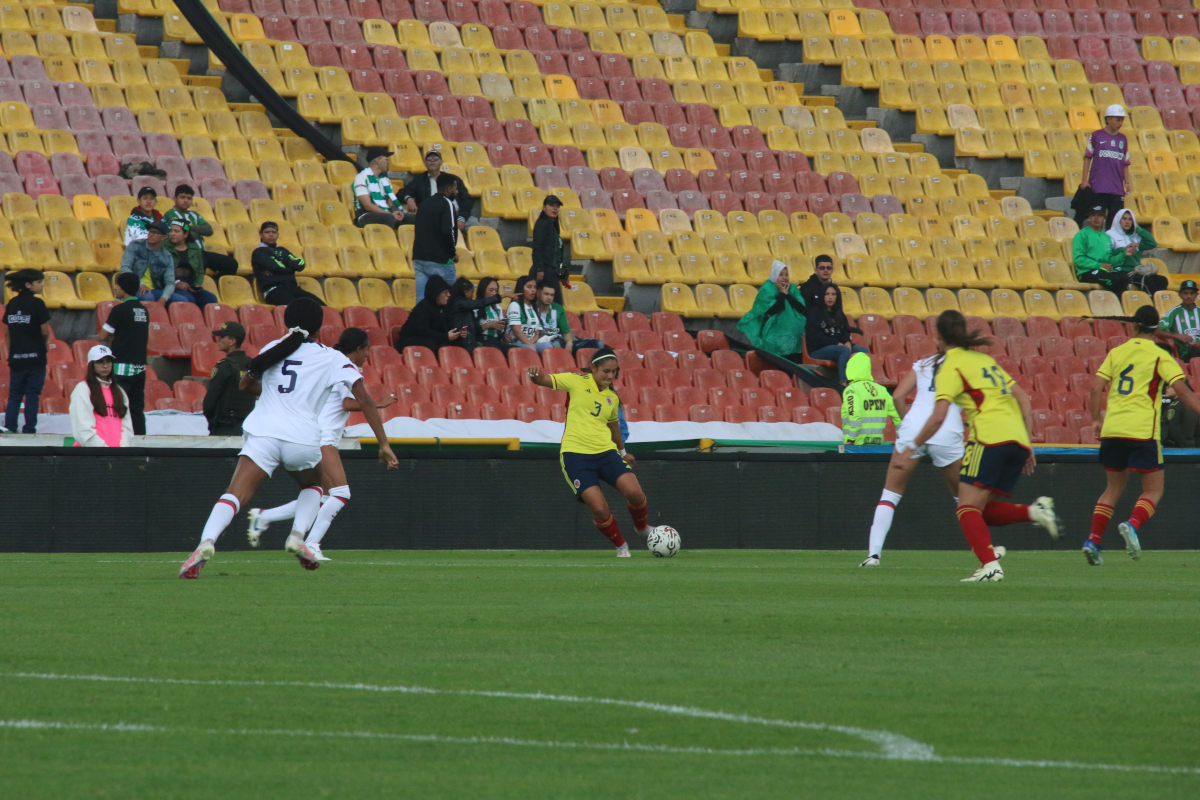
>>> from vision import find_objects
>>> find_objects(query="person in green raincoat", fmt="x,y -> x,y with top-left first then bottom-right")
736,260 -> 807,359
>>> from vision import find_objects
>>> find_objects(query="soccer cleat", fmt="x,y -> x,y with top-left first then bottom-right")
859,556 -> 880,567
635,527 -> 651,538
1118,522 -> 1141,561
1028,497 -> 1061,540
1083,540 -> 1104,566
307,542 -> 331,562
993,545 -> 1006,560
247,508 -> 269,548
616,543 -> 631,557
178,541 -> 215,579
285,535 -> 321,571
961,560 -> 1004,582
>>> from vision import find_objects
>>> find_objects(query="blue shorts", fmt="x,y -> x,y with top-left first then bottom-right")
1100,437 -> 1162,473
560,450 -> 632,498
960,441 -> 1030,496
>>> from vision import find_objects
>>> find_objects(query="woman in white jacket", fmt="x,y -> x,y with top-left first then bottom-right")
70,344 -> 133,447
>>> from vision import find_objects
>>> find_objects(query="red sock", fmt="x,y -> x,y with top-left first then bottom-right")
627,497 -> 649,532
1129,498 -> 1156,531
957,506 -> 999,565
982,502 -> 1030,526
1089,503 -> 1113,544
594,514 -> 626,548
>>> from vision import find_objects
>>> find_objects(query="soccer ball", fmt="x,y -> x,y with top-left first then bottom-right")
646,525 -> 680,558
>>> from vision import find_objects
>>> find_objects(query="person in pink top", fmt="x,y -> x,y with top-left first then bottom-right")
69,345 -> 133,447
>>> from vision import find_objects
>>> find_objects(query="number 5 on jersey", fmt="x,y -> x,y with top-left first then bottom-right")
279,360 -> 302,393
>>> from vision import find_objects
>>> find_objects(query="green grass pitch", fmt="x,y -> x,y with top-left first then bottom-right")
1,549 -> 1198,799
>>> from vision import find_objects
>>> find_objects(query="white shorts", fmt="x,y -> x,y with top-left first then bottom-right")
319,430 -> 343,448
894,438 -> 965,469
239,433 -> 322,477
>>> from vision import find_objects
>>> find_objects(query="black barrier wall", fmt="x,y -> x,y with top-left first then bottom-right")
4,448 -> 1200,552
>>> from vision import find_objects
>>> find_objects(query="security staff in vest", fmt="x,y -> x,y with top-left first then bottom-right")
203,322 -> 256,436
398,150 -> 470,230
841,351 -> 900,445
411,173 -> 460,299
352,147 -> 412,229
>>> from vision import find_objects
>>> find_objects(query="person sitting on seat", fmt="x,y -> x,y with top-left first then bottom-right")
799,254 -> 835,311
805,282 -> 867,384
1107,209 -> 1166,294
535,281 -> 602,354
250,221 -> 324,307
165,220 -> 219,308
737,260 -> 806,361
1074,205 -> 1136,295
353,146 -> 411,229
119,220 -> 176,304
124,186 -> 162,245
394,275 -> 466,353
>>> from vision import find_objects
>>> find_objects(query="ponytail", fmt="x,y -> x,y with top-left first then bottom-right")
935,310 -> 992,350
1088,305 -> 1159,333
247,298 -> 324,379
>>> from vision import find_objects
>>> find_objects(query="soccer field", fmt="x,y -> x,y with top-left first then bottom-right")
2,549 -> 1197,799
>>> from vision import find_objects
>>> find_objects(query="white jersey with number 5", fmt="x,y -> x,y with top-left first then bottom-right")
897,355 -> 964,448
241,339 -> 361,446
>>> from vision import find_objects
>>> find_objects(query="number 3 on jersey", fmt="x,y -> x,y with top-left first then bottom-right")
279,360 -> 302,393
981,366 -> 1009,394
589,400 -> 603,417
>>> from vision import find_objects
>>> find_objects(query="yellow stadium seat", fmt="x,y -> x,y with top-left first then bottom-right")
661,283 -> 700,317
857,286 -> 895,318
321,277 -> 360,309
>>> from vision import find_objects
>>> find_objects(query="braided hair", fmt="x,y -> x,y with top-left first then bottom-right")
1088,305 -> 1159,333
246,297 -> 324,379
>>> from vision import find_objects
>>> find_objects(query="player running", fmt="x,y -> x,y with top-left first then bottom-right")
860,344 -> 966,567
526,347 -> 650,557
1083,306 -> 1200,564
246,327 -> 397,561
910,311 -> 1060,582
179,299 -> 398,579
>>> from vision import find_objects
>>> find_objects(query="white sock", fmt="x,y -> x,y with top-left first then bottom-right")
200,494 -> 239,546
258,501 -> 298,524
290,486 -> 324,539
868,489 -> 902,557
306,485 -> 349,546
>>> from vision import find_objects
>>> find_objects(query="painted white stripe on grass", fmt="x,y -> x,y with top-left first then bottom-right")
2,718 -> 1197,776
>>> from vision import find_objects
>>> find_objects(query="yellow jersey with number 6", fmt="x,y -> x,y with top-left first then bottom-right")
550,372 -> 620,454
1097,338 -> 1184,440
935,347 -> 1031,449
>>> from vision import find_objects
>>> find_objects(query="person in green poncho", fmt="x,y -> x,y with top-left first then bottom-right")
736,260 -> 807,360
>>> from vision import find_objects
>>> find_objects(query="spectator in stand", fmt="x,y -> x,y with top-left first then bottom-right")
399,151 -> 469,232
1074,206 -> 1138,295
411,173 -> 460,299
352,146 -> 411,229
474,277 -> 511,349
1162,383 -> 1200,447
161,184 -> 239,277
203,322 -> 256,436
119,220 -> 176,304
449,277 -> 515,352
531,196 -> 567,304
394,275 -> 465,353
69,345 -> 133,448
507,275 -> 550,352
737,260 -> 807,360
1080,105 -> 1131,227
251,221 -> 324,306
4,269 -> 50,434
806,283 -> 867,384
165,221 -> 220,308
800,254 -> 835,311
1157,280 -> 1200,362
1107,210 -> 1166,294
536,280 -> 601,353
98,272 -> 150,436
124,186 -> 162,245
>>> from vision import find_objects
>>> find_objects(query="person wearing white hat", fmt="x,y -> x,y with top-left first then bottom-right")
69,345 -> 133,448
1080,104 -> 1131,228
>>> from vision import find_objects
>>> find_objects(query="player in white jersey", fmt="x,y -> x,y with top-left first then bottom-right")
246,327 -> 397,561
180,300 -> 398,579
860,346 -> 968,566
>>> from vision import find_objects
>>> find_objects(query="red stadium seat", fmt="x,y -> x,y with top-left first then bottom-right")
677,351 -> 710,372
1064,408 -> 1093,433
992,316 -> 1025,339
615,310 -> 651,333
674,386 -> 707,408
621,404 -> 645,422
467,384 -> 500,406
859,314 -> 892,338
741,388 -> 772,409
501,385 -> 536,406
478,402 -> 513,420
1022,356 -> 1054,377
1025,316 -> 1059,339
688,404 -> 721,422
1040,336 -> 1074,358
147,323 -> 187,358
825,406 -> 843,428
1006,336 -> 1040,361
711,350 -> 744,372
658,368 -> 691,393
792,406 -> 822,424
695,330 -> 730,353
644,350 -> 677,373
692,368 -> 726,391
775,387 -> 808,411
708,387 -> 739,408
726,369 -> 759,390
809,387 -> 841,411
758,370 -> 793,391
446,401 -> 480,420
1034,373 -> 1069,394
724,405 -> 757,424
432,384 -> 466,407
654,404 -> 688,422
486,367 -> 520,389
1069,373 -> 1095,398
1051,392 -> 1084,413
662,330 -> 697,352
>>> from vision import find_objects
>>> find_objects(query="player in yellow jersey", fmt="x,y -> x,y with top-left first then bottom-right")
1083,306 -> 1200,564
527,347 -> 650,557
910,311 -> 1061,582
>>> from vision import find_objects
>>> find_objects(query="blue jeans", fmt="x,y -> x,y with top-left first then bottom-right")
151,287 -> 218,307
572,338 -> 603,353
5,367 -> 45,433
413,260 -> 456,300
810,344 -> 870,383
514,340 -> 558,354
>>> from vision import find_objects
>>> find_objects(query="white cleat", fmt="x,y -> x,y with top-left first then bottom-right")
1118,522 -> 1142,561
993,545 -> 1006,561
1028,497 -> 1062,540
178,541 -> 215,579
635,527 -> 651,538
616,543 -> 631,557
859,556 -> 880,567
285,535 -> 320,571
247,508 -> 269,548
307,542 -> 332,562
961,560 -> 1004,582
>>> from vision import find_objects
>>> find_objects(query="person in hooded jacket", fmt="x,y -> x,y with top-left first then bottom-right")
447,277 -> 515,351
841,351 -> 900,445
1107,209 -> 1166,293
394,275 -> 467,353
737,260 -> 806,360
805,282 -> 867,383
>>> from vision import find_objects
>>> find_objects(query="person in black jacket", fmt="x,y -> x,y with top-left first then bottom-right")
4,269 -> 50,433
447,277 -> 515,351
411,174 -> 460,300
799,254 -> 836,312
394,275 -> 466,353
203,322 -> 256,436
98,272 -> 150,435
250,221 -> 324,307
805,282 -> 868,384
398,151 -> 471,225
531,195 -> 567,305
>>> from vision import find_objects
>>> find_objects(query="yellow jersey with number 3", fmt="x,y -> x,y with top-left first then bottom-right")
550,372 -> 620,454
1097,338 -> 1184,440
935,347 -> 1031,449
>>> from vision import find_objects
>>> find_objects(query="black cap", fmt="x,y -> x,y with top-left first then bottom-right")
543,195 -> 563,207
146,220 -> 169,234
137,186 -> 157,199
424,150 -> 443,160
1089,205 -> 1106,215
260,220 -> 278,232
213,321 -> 246,342
1181,280 -> 1198,292
365,146 -> 393,163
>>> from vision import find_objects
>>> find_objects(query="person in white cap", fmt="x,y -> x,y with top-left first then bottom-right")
69,345 -> 133,448
1080,105 -> 1131,228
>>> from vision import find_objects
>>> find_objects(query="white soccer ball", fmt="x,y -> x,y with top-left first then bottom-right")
647,525 -> 681,558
